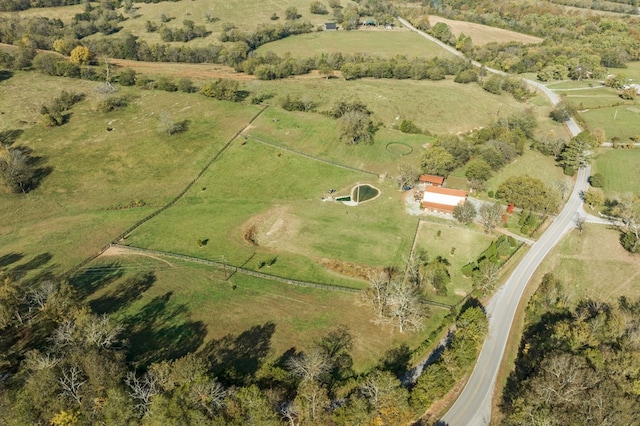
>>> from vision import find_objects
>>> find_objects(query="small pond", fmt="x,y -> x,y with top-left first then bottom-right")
351,184 -> 380,203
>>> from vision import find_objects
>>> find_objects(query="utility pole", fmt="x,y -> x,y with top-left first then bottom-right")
221,255 -> 228,280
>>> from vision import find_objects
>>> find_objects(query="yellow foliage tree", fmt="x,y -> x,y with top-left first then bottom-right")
50,410 -> 79,426
70,46 -> 92,65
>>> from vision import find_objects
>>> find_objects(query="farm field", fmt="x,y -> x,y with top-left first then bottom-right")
80,254 -> 449,370
250,76 -> 530,135
256,29 -> 455,59
592,148 -> 640,196
532,224 -> 640,304
123,136 -> 416,286
426,15 -> 543,45
580,105 -> 640,142
105,0 -> 359,47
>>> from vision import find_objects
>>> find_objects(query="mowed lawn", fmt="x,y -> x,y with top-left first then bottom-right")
414,220 -> 495,304
83,254 -> 447,371
0,72 -> 261,269
592,149 -> 640,196
532,225 -> 640,304
256,29 -> 455,59
580,105 -> 640,142
124,139 -> 417,286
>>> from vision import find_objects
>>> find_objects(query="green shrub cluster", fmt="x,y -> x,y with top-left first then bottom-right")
461,235 -> 518,277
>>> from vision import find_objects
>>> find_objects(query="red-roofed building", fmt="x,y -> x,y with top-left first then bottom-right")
422,187 -> 468,213
419,174 -> 445,187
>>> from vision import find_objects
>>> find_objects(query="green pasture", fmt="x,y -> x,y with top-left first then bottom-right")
0,72 -> 260,269
414,220 -> 495,304
580,105 -> 640,142
592,148 -> 640,196
256,29 -> 454,59
0,4 -> 83,22
251,76 -> 527,135
557,87 -> 631,109
82,254 -> 446,370
107,0 -> 358,48
124,139 -> 416,285
533,224 -> 640,305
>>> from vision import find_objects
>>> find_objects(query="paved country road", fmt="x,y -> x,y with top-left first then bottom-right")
398,17 -> 590,425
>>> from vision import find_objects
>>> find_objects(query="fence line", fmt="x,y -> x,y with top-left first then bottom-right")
111,244 -> 361,293
246,135 -> 382,178
66,106 -> 269,277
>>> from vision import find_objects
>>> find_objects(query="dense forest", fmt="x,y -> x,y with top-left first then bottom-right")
500,273 -> 640,425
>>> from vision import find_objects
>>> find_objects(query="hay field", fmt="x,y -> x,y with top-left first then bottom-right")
428,15 -> 543,45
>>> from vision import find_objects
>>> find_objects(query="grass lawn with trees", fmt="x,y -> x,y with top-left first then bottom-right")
82,254 -> 449,371
256,29 -> 455,59
413,220 -> 495,304
580,105 -> 640,142
592,148 -> 640,196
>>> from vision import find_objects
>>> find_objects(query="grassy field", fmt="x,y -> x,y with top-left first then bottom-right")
0,72 -> 261,270
123,138 -> 416,285
250,76 -> 530,135
427,16 -> 543,45
592,148 -> 640,196
484,147 -> 570,195
256,28 -> 455,59
580,105 -> 640,142
531,224 -> 640,304
81,254 -> 447,370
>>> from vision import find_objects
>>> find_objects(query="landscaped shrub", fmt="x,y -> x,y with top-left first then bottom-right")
589,173 -> 605,188
399,119 -> 422,134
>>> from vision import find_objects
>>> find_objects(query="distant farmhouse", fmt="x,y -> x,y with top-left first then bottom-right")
422,187 -> 468,213
324,22 -> 337,31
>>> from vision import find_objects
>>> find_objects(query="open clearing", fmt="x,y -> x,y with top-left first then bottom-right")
531,225 -> 640,304
427,16 -> 543,45
256,28 -> 455,59
81,255 -> 448,370
592,149 -> 640,196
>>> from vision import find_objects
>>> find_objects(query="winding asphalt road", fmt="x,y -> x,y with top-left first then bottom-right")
398,17 -> 590,425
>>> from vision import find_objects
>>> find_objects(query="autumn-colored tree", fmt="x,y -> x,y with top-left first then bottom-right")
69,46 -> 92,65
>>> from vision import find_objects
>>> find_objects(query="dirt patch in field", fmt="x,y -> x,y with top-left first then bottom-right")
241,206 -> 302,251
428,16 -> 543,46
318,258 -> 379,281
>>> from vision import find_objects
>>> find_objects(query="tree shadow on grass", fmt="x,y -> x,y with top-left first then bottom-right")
0,70 -> 13,82
69,262 -> 124,299
201,321 -> 276,386
0,252 -> 24,269
90,271 -> 156,314
10,253 -> 53,280
124,291 -> 207,367
0,129 -> 23,144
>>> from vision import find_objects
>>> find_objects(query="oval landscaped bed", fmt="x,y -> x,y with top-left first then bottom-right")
385,142 -> 413,156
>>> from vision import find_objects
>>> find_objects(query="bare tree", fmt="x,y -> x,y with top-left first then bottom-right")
574,214 -> 586,234
28,280 -> 57,312
84,314 -> 123,349
125,371 -> 159,415
386,280 -> 427,333
396,163 -> 418,189
474,260 -> 500,291
59,366 -> 86,405
0,145 -> 33,193
479,202 -> 503,234
50,319 -> 77,351
189,379 -> 226,417
286,349 -> 330,383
